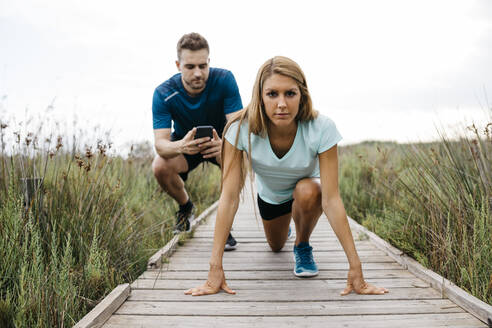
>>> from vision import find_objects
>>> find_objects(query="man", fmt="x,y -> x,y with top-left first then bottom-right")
152,32 -> 242,250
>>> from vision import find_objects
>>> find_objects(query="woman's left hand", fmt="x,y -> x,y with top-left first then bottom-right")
341,266 -> 389,295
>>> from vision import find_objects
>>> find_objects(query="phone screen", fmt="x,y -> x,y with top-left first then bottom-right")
194,126 -> 213,139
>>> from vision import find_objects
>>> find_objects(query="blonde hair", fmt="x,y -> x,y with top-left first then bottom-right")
221,56 -> 318,192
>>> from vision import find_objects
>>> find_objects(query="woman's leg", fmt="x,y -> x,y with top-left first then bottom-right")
261,178 -> 322,251
290,178 -> 323,277
291,178 -> 322,246
262,212 -> 291,252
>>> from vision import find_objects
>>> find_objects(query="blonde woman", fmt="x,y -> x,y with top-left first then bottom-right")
185,56 -> 389,296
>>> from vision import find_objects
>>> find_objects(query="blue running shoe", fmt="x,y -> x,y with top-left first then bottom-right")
293,242 -> 318,277
287,226 -> 293,239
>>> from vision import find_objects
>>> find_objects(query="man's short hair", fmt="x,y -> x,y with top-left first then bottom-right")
177,33 -> 209,60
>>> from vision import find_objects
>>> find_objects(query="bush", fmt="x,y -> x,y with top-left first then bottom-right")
0,120 -> 221,327
339,124 -> 492,304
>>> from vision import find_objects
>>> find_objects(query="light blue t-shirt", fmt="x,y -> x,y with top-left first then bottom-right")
224,114 -> 342,204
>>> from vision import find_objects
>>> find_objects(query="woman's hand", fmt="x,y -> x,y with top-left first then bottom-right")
341,265 -> 389,296
184,264 -> 236,296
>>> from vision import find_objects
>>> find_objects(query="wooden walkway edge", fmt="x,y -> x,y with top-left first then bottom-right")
147,201 -> 220,269
74,283 -> 130,328
348,218 -> 492,324
76,192 -> 491,328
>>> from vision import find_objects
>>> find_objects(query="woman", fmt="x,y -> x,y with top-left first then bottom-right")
185,56 -> 388,296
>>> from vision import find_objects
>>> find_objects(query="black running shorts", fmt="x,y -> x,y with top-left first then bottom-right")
171,133 -> 219,181
257,194 -> 294,220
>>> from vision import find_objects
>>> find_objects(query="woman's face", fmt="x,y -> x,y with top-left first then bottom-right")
262,74 -> 301,129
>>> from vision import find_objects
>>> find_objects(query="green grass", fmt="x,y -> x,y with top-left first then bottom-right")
0,122 -> 221,327
1,111 -> 490,327
339,124 -> 492,304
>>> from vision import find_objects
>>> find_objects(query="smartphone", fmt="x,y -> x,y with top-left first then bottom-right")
194,125 -> 213,139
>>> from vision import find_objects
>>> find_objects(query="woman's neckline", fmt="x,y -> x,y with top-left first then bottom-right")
266,121 -> 300,160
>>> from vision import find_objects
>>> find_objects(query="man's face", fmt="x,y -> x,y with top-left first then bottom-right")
176,49 -> 210,95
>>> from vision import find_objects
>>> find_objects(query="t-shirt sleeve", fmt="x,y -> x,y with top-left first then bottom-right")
318,116 -> 343,153
224,120 -> 245,151
152,89 -> 172,129
222,71 -> 243,115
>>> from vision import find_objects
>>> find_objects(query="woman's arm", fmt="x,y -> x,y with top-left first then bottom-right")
319,145 -> 388,295
184,139 -> 244,296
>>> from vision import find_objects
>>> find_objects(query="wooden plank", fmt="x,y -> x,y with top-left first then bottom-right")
193,231 -> 347,238
156,262 -> 402,271
348,216 -> 492,324
199,226 -> 333,232
130,278 -> 429,290
103,313 -> 486,328
99,183 -> 488,328
173,249 -> 388,257
169,255 -> 395,264
146,235 -> 179,269
127,287 -> 442,302
180,239 -> 374,246
116,299 -> 461,316
189,237 -> 345,242
443,279 -> 492,326
214,224 -> 335,231
147,201 -> 219,269
138,269 -> 416,280
74,283 -> 130,328
177,243 -> 378,252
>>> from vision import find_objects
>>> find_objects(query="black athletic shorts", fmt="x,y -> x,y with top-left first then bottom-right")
257,194 -> 294,220
171,133 -> 219,181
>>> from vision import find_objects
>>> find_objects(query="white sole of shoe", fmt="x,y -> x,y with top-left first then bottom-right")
293,252 -> 318,277
293,268 -> 319,277
224,243 -> 238,251
172,215 -> 195,235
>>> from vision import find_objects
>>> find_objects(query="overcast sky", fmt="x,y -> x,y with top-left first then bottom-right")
1,0 -> 491,149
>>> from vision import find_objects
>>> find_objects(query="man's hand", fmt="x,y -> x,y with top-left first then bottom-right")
179,128 -> 211,155
341,266 -> 389,296
199,129 -> 222,162
184,264 -> 235,296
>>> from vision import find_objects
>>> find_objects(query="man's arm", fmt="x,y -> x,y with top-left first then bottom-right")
154,129 -> 180,159
154,128 -> 210,159
155,110 -> 235,160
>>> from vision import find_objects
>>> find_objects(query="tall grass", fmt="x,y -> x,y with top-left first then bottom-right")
339,123 -> 492,304
0,119 -> 221,327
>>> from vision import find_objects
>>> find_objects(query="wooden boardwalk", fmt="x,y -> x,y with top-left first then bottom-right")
102,194 -> 486,327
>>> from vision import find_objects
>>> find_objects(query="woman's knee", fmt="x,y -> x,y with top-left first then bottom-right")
268,240 -> 285,252
293,179 -> 321,211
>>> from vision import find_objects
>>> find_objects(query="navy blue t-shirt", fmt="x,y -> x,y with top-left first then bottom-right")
152,67 -> 243,139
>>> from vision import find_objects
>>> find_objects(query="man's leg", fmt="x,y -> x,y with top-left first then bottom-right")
152,154 -> 190,205
152,154 -> 197,233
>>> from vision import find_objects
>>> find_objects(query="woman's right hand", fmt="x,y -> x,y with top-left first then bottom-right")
184,264 -> 236,296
